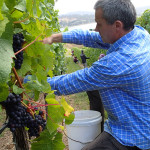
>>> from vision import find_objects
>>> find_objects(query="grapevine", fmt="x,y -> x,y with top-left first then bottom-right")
0,0 -> 74,150
0,93 -> 46,137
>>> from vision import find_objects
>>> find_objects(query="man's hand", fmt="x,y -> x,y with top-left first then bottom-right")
42,36 -> 53,45
40,33 -> 63,45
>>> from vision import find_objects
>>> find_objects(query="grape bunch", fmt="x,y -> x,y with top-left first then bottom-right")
13,33 -> 24,70
0,93 -> 46,137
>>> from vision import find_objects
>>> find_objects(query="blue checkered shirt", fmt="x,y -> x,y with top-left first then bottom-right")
47,26 -> 150,149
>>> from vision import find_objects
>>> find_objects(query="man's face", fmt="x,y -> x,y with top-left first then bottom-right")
95,8 -> 117,44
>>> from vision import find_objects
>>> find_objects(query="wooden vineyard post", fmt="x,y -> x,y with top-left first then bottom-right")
13,128 -> 29,150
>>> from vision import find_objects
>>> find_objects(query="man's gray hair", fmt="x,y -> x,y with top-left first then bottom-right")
94,0 -> 136,30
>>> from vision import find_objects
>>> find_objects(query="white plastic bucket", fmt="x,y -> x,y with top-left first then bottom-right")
66,110 -> 102,150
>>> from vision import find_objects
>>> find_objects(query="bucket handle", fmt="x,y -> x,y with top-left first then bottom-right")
63,130 -> 101,144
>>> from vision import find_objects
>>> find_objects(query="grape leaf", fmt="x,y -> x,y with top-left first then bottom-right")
46,94 -> 64,133
0,16 -> 9,37
60,96 -> 74,117
0,0 -> 4,20
0,38 -> 14,84
17,54 -> 32,76
48,70 -> 53,78
24,78 -> 51,94
49,0 -> 54,6
26,0 -> 34,16
64,113 -> 75,125
31,130 -> 65,150
25,40 -> 45,57
4,0 -> 16,12
21,20 -> 41,38
13,84 -> 25,94
34,90 -> 40,101
40,50 -> 54,70
11,10 -> 23,19
0,83 -> 9,102
0,38 -> 14,101
1,2 -> 9,13
35,64 -> 47,82
14,0 -> 26,12
1,15 -> 13,41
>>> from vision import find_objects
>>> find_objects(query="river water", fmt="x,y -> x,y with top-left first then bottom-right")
61,22 -> 96,31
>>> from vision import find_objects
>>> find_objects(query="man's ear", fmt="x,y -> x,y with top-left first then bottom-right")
115,20 -> 124,31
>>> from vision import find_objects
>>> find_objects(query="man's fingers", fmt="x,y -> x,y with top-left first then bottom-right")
38,40 -> 43,42
38,38 -> 52,44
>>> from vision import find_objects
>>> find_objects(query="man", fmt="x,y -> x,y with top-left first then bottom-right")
41,0 -> 150,149
80,50 -> 89,68
73,56 -> 78,63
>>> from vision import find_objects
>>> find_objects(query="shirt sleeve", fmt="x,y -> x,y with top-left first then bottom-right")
47,52 -> 138,96
62,29 -> 110,49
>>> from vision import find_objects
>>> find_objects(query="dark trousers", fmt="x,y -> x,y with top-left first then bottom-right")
86,90 -> 104,132
82,131 -> 147,150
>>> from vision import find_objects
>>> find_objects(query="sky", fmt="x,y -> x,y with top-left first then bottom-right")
54,0 -> 150,15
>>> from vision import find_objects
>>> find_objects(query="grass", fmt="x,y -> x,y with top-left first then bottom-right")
65,56 -> 83,73
70,93 -> 89,110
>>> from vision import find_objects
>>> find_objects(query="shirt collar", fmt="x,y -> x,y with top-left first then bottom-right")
107,26 -> 137,55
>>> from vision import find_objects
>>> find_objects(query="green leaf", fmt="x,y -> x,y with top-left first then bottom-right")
48,70 -> 53,77
0,83 -> 9,102
1,2 -> 9,13
0,38 -> 14,85
4,0 -> 16,12
13,84 -> 24,95
31,129 -> 65,150
11,10 -> 23,19
35,64 -> 47,82
24,77 -> 51,94
40,50 -> 54,70
46,94 -> 64,133
26,0 -> 32,13
21,21 -> 41,38
0,0 -> 4,20
34,90 -> 40,101
1,15 -> 13,41
64,112 -> 75,125
14,0 -> 26,12
25,79 -> 43,91
60,96 -> 74,117
25,39 -> 45,57
17,54 -> 32,76
0,16 -> 9,37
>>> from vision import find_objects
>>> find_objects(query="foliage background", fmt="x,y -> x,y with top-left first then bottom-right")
72,47 -> 107,66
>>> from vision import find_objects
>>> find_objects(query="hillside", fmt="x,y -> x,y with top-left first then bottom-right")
59,12 -> 94,28
58,6 -> 150,28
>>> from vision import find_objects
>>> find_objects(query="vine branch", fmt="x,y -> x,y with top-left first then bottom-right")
13,17 -> 30,24
14,33 -> 42,56
12,67 -> 23,89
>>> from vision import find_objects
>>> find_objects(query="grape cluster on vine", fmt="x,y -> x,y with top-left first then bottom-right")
0,93 -> 46,137
13,33 -> 24,70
